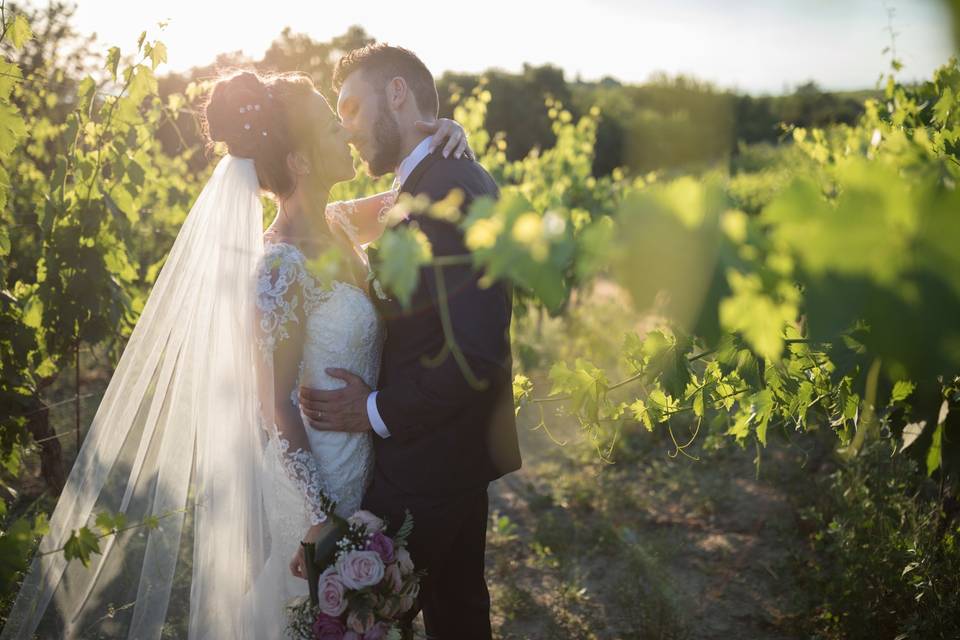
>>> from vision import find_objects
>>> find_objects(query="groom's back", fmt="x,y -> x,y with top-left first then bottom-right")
372,151 -> 521,499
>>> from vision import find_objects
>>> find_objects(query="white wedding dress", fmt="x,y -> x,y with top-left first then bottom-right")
246,238 -> 384,637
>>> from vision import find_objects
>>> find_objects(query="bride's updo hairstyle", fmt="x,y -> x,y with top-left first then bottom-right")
203,70 -> 320,199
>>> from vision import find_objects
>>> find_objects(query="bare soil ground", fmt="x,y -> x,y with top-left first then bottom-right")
484,409 -> 817,640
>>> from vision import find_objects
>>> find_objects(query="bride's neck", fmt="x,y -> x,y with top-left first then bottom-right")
275,188 -> 330,252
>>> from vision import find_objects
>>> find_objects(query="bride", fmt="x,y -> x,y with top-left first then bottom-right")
1,70 -> 469,639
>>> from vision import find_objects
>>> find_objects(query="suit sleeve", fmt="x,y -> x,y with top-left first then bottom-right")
374,166 -> 511,439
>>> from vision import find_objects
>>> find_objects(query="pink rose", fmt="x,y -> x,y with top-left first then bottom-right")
363,622 -> 390,640
395,548 -> 414,575
312,613 -> 346,640
336,550 -> 385,590
347,609 -> 375,634
383,563 -> 403,592
317,567 -> 347,617
348,510 -> 384,534
365,532 -> 395,564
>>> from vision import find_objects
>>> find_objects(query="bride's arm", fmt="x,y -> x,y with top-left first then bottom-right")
254,258 -> 337,527
325,118 -> 473,245
325,194 -> 396,246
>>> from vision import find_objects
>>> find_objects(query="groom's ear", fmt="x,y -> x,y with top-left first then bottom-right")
385,76 -> 410,112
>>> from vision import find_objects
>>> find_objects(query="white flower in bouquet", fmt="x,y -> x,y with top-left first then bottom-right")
347,510 -> 385,534
395,547 -> 414,575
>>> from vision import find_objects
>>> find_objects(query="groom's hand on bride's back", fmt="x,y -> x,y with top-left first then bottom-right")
299,368 -> 373,433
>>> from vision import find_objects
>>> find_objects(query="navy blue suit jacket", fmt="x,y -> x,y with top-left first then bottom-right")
371,150 -> 521,499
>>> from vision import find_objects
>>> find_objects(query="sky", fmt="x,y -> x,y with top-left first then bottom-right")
69,0 -> 957,94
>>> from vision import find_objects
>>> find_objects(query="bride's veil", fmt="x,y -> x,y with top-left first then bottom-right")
2,155 -> 274,639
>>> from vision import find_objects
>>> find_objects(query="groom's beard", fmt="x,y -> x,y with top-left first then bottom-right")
364,100 -> 403,178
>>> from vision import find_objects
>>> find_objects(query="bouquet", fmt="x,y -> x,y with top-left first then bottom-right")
287,509 -> 421,640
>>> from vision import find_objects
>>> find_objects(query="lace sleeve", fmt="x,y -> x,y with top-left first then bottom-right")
326,190 -> 398,246
255,244 -> 336,524
325,200 -> 364,248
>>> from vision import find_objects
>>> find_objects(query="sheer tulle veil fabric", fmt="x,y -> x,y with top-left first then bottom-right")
2,155 -> 276,639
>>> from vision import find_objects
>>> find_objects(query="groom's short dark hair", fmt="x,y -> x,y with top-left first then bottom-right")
333,43 -> 440,118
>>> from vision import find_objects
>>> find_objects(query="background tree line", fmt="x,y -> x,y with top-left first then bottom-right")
154,19 -> 873,176
6,3 -> 877,179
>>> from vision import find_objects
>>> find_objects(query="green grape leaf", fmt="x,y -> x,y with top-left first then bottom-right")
22,295 -> 42,329
1,447 -> 21,476
125,159 -> 146,189
719,270 -> 797,361
106,46 -> 121,82
890,380 -> 916,403
8,14 -> 32,50
376,225 -> 432,309
547,358 -> 608,417
0,518 -> 36,583
63,527 -> 101,567
926,422 -> 943,477
645,331 -> 693,398
727,407 -> 752,441
933,87 -> 953,124
0,101 -> 27,157
95,511 -> 127,535
127,66 -> 158,104
629,399 -> 653,431
646,388 -> 678,424
692,388 -> 705,418
512,374 -> 532,413
148,42 -> 168,70
753,389 -> 776,446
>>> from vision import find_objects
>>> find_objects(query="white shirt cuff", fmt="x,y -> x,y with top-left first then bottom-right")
367,391 -> 391,439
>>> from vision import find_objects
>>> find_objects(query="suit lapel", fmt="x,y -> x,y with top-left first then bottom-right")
400,149 -> 442,196
373,150 -> 443,319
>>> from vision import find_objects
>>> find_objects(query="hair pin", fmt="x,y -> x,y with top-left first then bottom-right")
244,123 -> 251,130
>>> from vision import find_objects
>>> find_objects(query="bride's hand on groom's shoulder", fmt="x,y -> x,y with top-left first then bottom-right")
299,368 -> 373,434
415,118 -> 474,160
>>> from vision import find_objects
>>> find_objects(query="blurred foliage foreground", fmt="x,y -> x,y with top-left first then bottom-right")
1,3 -> 960,637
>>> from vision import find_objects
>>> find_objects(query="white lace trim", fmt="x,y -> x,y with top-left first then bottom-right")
256,242 -> 333,357
270,424 -> 337,525
377,189 -> 398,223
326,200 -> 361,246
325,191 -> 398,246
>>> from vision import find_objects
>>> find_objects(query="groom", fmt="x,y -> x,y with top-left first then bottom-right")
298,44 -> 521,639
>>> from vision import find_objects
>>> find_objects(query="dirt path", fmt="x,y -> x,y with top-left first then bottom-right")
485,410 -> 813,639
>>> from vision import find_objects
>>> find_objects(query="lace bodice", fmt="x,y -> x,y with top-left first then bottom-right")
255,241 -> 383,530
